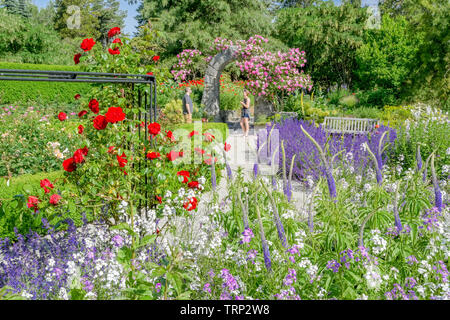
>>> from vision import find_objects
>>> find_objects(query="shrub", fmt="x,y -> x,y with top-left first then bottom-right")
0,63 -> 91,105
339,95 -> 359,109
158,99 -> 185,126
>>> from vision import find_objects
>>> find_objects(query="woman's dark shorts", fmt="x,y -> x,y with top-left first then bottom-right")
241,108 -> 250,119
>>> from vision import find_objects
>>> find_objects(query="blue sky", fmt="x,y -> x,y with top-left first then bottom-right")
32,0 -> 379,36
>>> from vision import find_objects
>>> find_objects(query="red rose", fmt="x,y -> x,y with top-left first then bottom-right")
155,195 -> 162,204
375,124 -> 380,129
108,47 -> 120,55
73,149 -> 85,164
152,56 -> 160,61
108,27 -> 121,38
93,115 -> 108,130
166,150 -> 180,161
148,122 -> 161,136
78,125 -> 84,134
80,38 -> 96,52
189,131 -> 199,138
204,132 -> 215,142
183,197 -> 198,211
75,94 -> 81,100
177,170 -> 190,183
146,152 -> 161,160
108,146 -> 115,154
204,157 -> 217,165
78,110 -> 88,118
74,53 -> 82,65
58,112 -> 67,121
166,130 -> 175,142
146,72 -> 153,76
27,196 -> 39,211
105,107 -> 126,123
40,179 -> 54,194
188,181 -> 199,189
81,147 -> 89,156
49,194 -> 62,206
89,99 -> 99,114
224,142 -> 231,152
63,158 -> 77,172
112,38 -> 122,44
117,152 -> 127,168
194,148 -> 205,155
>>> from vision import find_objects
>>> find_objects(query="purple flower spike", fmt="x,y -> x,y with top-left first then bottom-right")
253,163 -> 259,179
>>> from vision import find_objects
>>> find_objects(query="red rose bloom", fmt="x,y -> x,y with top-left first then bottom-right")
183,197 -> 198,211
74,94 -> 81,100
203,132 -> 215,142
177,170 -> 190,183
112,38 -> 122,44
148,122 -> 161,136
40,179 -> 54,194
152,56 -> 160,61
78,125 -> 84,134
146,72 -> 153,76
166,150 -> 180,161
81,147 -> 89,156
194,148 -> 205,155
89,99 -> 100,114
63,158 -> 77,172
224,142 -> 231,152
189,131 -> 199,138
108,47 -> 120,55
49,194 -> 62,206
58,112 -> 67,121
166,130 -> 175,142
105,107 -> 126,123
93,115 -> 108,130
146,152 -> 161,160
117,152 -> 127,168
155,195 -> 162,204
73,149 -> 86,164
108,146 -> 116,154
375,124 -> 380,129
108,27 -> 121,38
188,181 -> 199,189
78,110 -> 88,118
27,196 -> 39,211
74,53 -> 82,65
80,38 -> 96,52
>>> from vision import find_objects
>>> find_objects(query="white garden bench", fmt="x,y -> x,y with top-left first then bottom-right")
323,117 -> 380,134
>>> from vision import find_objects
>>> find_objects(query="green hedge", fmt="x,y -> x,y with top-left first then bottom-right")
0,62 -> 92,105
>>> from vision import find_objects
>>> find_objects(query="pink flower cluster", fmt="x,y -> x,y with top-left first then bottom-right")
171,35 -> 313,102
171,49 -> 202,81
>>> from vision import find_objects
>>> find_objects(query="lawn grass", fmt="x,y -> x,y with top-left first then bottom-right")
0,170 -> 65,200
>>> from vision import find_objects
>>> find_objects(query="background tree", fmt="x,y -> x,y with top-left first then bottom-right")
53,0 -> 125,42
275,0 -> 369,90
133,0 -> 285,77
354,15 -> 423,106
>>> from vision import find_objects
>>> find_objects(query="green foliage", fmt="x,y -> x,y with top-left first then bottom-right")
0,8 -> 77,65
275,1 -> 369,89
158,99 -> 185,126
354,15 -> 422,107
339,95 -> 359,109
0,63 -> 91,104
0,171 -> 64,200
53,0 -> 126,41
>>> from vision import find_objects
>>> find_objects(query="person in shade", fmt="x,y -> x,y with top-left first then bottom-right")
182,87 -> 194,123
240,89 -> 251,137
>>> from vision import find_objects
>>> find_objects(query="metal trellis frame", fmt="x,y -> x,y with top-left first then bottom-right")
0,69 -> 157,216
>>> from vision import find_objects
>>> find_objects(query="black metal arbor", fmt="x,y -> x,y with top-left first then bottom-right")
0,69 -> 157,217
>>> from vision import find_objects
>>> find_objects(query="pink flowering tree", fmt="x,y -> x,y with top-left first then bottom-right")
171,35 -> 313,107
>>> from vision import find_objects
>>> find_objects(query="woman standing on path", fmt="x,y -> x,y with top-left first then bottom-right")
240,90 -> 251,137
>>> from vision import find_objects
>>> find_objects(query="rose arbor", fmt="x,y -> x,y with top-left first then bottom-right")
171,35 -> 313,118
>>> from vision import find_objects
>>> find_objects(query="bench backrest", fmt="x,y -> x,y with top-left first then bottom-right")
324,117 -> 379,134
